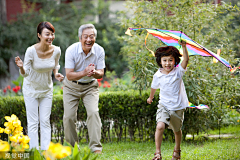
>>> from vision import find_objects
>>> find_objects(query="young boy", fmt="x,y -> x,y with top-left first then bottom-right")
147,41 -> 189,160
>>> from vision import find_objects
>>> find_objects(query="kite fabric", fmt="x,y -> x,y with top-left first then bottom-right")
188,102 -> 209,110
125,28 -> 239,73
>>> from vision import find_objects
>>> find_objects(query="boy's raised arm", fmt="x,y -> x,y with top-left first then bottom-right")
180,41 -> 189,69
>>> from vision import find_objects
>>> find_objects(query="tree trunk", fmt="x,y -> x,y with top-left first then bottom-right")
0,0 -> 7,24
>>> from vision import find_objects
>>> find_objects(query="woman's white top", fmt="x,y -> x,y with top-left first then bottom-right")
20,45 -> 61,98
151,65 -> 188,111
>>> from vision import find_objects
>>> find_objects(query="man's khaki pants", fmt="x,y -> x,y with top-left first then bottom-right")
63,78 -> 102,152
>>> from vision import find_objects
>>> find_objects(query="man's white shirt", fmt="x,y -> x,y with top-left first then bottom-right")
65,42 -> 105,83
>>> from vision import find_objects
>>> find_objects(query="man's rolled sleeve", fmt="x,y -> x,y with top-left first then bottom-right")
65,48 -> 75,69
96,50 -> 105,70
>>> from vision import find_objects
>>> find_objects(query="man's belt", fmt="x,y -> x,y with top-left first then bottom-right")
72,80 -> 94,85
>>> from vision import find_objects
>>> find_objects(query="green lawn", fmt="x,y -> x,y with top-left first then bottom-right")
77,125 -> 240,160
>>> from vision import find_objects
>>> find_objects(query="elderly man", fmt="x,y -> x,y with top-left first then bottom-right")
63,24 -> 105,153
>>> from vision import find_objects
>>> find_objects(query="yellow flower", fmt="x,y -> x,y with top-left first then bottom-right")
2,114 -> 30,152
237,120 -> 239,123
12,120 -> 21,128
0,140 -> 10,159
0,127 -> 4,133
10,135 -> 19,143
5,114 -> 18,122
4,128 -> 11,134
22,143 -> 29,149
21,135 -> 30,145
9,134 -> 30,149
4,122 -> 13,129
4,114 -> 23,136
0,140 -> 10,151
56,146 -> 71,159
44,142 -> 72,159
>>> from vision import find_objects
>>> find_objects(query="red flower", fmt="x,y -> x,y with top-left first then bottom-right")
12,87 -> 18,93
98,81 -> 102,87
103,81 -> 111,88
7,85 -> 11,90
97,78 -> 103,82
61,86 -> 63,90
3,88 -> 7,93
16,86 -> 21,91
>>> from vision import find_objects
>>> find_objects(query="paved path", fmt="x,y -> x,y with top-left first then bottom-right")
186,134 -> 234,138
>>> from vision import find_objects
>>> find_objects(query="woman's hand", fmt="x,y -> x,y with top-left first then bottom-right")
15,56 -> 23,68
55,73 -> 64,82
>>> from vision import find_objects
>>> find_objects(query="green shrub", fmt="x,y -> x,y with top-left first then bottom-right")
0,91 -> 239,143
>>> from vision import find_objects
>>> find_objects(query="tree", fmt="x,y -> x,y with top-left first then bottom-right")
0,0 -> 128,78
94,0 -> 128,77
0,0 -> 95,75
221,1 -> 240,58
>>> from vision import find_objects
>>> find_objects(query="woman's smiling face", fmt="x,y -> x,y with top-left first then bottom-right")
38,28 -> 55,45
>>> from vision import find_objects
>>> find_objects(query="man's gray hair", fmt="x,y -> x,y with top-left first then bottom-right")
78,24 -> 97,39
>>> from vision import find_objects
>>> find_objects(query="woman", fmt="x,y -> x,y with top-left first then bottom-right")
15,21 -> 64,150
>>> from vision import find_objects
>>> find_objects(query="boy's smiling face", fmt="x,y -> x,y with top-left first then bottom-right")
160,55 -> 175,74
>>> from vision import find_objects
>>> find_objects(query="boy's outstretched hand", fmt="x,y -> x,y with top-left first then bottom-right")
147,97 -> 153,104
179,40 -> 189,69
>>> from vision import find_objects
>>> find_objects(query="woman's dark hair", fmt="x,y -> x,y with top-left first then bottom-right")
155,46 -> 182,68
37,21 -> 55,41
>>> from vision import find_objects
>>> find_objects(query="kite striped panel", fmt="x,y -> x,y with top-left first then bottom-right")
126,28 -> 233,69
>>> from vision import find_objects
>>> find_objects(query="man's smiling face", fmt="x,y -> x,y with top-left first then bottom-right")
80,28 -> 96,54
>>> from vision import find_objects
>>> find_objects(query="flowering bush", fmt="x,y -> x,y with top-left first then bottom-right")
0,114 -> 97,160
98,71 -> 136,92
0,114 -> 30,159
0,85 -> 22,97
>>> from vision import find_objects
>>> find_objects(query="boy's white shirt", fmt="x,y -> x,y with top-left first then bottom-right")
151,65 -> 188,111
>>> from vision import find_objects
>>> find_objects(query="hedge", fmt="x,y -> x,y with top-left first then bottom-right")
0,91 -> 217,143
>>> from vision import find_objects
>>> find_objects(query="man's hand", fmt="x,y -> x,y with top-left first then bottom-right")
84,63 -> 95,77
84,63 -> 96,77
87,69 -> 96,77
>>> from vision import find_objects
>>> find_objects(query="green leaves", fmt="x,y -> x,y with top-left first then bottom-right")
11,75 -> 23,87
72,143 -> 80,160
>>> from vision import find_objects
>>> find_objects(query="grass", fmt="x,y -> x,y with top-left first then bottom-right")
77,125 -> 240,160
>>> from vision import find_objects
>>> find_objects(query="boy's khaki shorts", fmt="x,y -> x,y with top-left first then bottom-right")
156,103 -> 185,132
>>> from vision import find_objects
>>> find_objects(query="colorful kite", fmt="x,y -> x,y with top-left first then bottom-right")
187,102 -> 209,110
125,28 -> 239,72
